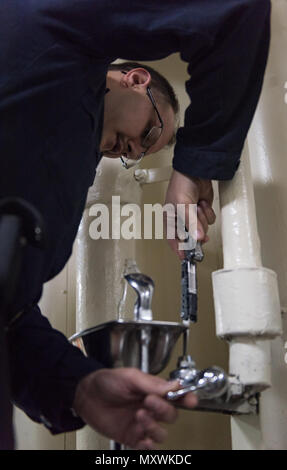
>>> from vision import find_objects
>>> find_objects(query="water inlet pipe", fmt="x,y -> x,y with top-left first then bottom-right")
75,160 -> 174,450
212,145 -> 282,391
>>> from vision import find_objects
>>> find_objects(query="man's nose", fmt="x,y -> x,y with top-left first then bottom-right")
126,139 -> 145,160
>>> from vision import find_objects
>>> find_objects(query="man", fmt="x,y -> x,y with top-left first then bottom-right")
0,0 -> 270,449
103,62 -> 215,253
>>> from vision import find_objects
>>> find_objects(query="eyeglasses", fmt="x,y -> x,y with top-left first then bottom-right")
120,85 -> 164,170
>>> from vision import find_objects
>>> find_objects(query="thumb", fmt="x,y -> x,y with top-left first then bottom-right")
129,369 -> 181,397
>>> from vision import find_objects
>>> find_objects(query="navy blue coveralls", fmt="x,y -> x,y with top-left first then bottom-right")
0,0 -> 270,433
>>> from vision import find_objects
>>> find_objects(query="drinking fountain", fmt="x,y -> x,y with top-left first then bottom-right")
70,253 -> 259,416
70,271 -> 187,375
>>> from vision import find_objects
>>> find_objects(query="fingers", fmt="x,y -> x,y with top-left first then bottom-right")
143,394 -> 178,424
177,199 -> 215,253
127,368 -> 181,398
176,391 -> 198,409
127,409 -> 168,450
133,438 -> 155,451
165,199 -> 215,258
197,201 -> 216,238
198,200 -> 216,225
167,237 -> 185,260
172,201 -> 215,257
130,391 -> 198,449
136,409 -> 168,442
197,206 -> 208,238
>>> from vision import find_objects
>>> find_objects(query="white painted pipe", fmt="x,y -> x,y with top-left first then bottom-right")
75,157 -> 144,450
76,158 -> 143,330
217,144 -> 262,270
241,0 -> 287,449
212,146 -> 282,391
134,166 -> 172,184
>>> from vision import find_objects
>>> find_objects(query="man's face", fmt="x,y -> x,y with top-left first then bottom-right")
100,69 -> 175,163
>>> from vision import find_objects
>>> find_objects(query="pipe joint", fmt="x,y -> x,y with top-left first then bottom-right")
212,267 -> 282,339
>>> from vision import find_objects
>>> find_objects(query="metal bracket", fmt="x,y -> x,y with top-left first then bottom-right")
169,362 -> 260,415
195,375 -> 259,415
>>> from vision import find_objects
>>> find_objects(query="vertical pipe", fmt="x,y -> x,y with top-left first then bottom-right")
218,145 -> 262,270
140,327 -> 151,373
244,0 -> 287,449
213,146 -> 282,449
214,147 -> 281,390
75,157 -> 143,450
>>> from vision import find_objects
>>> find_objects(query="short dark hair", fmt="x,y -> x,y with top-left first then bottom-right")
108,61 -> 179,146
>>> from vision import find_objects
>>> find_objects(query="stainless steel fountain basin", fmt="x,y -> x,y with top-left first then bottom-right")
70,320 -> 187,375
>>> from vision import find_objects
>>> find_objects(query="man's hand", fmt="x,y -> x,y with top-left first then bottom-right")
165,170 -> 216,259
72,367 -> 197,450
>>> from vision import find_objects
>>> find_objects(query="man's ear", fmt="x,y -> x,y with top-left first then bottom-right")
121,68 -> 151,89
